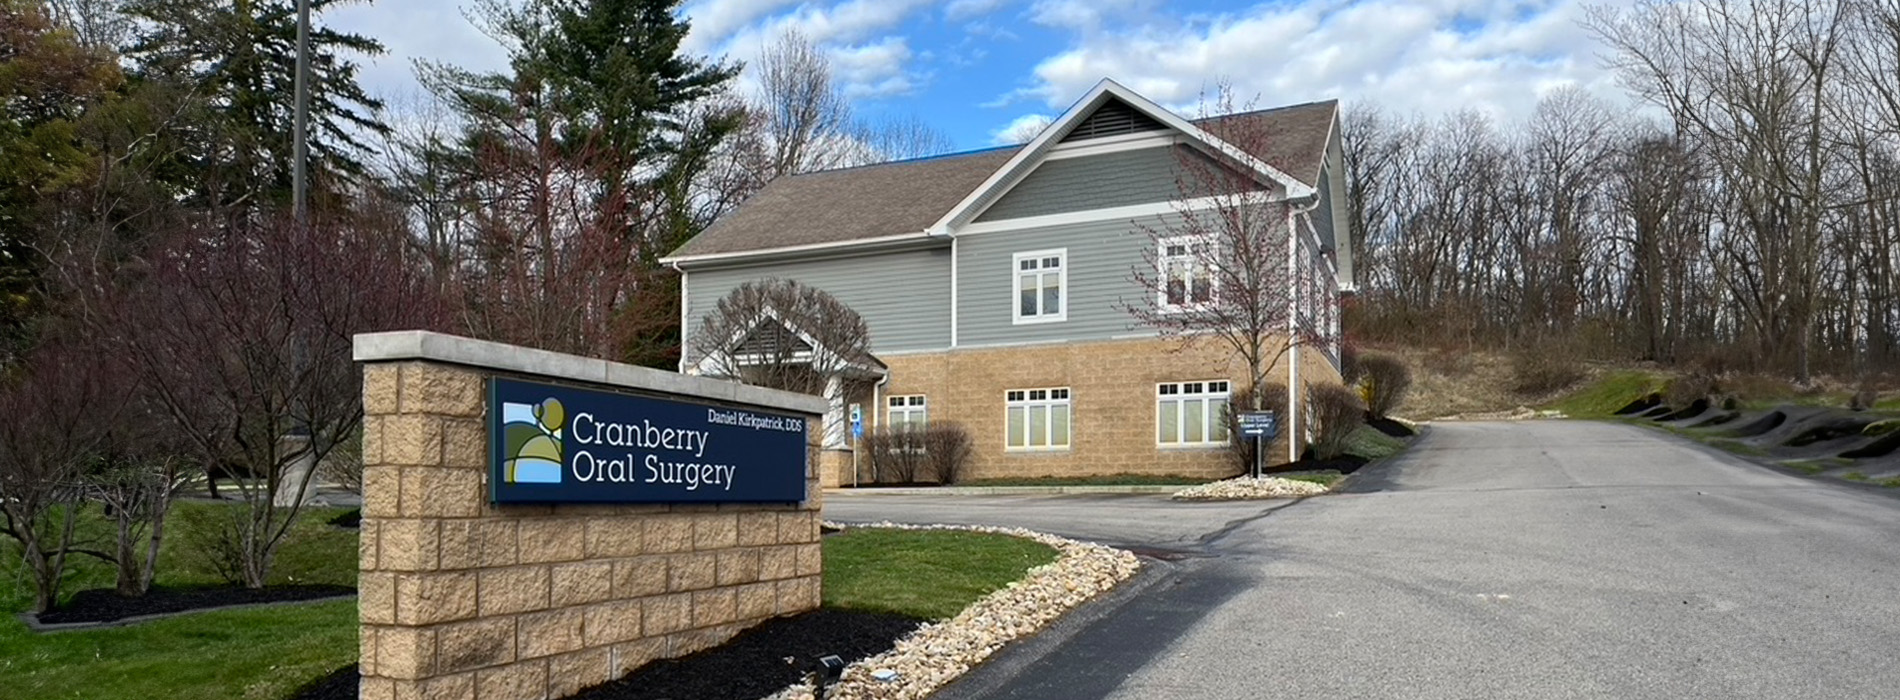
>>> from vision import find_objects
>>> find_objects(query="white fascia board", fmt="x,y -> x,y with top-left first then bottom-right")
659,230 -> 934,267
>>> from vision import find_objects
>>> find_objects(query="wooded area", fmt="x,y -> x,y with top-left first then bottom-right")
1346,0 -> 1900,385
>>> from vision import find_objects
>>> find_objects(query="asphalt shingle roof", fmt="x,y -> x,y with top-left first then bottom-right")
668,99 -> 1337,261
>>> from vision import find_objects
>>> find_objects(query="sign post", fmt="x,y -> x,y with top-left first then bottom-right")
849,403 -> 862,487
1237,411 -> 1278,479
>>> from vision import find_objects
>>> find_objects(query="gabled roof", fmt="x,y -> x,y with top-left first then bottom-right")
664,81 -> 1340,265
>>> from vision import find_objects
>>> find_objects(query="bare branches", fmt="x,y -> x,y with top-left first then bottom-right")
688,278 -> 872,397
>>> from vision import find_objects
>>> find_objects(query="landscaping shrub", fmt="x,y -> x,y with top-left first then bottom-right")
1309,383 -> 1366,460
1510,344 -> 1584,395
919,423 -> 973,484
1358,352 -> 1412,419
1850,385 -> 1878,412
861,429 -> 927,484
1339,343 -> 1364,385
861,424 -> 974,485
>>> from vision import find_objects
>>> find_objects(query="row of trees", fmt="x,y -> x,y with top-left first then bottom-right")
1345,0 -> 1900,383
0,0 -> 945,612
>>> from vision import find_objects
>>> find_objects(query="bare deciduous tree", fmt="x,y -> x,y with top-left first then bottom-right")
689,278 -> 872,397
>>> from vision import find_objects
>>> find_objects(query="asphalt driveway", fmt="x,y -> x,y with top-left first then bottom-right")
822,421 -> 1900,699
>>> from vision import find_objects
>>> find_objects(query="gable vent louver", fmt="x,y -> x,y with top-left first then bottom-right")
1061,100 -> 1167,142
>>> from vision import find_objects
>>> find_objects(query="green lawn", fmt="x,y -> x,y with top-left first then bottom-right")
0,502 -> 359,700
1275,470 -> 1344,488
1547,370 -> 1666,418
822,528 -> 1058,620
5,506 -> 1061,698
1343,425 -> 1406,460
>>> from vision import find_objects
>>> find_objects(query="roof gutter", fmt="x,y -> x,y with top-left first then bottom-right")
660,230 -> 940,269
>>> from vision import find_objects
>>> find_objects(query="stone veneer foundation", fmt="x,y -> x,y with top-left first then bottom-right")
353,331 -> 827,700
819,336 -> 1345,486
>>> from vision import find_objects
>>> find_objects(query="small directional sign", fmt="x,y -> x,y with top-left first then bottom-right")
1237,411 -> 1278,438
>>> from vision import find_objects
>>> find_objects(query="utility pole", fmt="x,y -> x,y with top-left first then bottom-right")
291,0 -> 311,224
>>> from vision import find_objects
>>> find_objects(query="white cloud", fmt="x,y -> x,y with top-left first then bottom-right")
990,113 -> 1054,145
1012,0 -> 1627,126
831,37 -> 921,98
680,0 -> 806,54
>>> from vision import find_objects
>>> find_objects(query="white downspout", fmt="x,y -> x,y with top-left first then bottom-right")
674,264 -> 690,373
1286,196 -> 1323,462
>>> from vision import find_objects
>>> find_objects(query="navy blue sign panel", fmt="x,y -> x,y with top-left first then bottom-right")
489,378 -> 809,504
1237,411 -> 1278,438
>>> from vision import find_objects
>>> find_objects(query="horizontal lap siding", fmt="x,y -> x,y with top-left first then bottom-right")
956,213 -> 1189,347
685,248 -> 952,359
975,146 -> 1188,222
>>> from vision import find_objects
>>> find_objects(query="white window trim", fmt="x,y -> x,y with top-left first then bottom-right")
1011,248 -> 1068,325
1156,380 -> 1232,448
887,395 -> 927,430
1156,234 -> 1217,314
1005,387 -> 1072,451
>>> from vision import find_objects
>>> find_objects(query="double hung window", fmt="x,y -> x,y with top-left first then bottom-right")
1159,236 -> 1214,310
1005,388 -> 1071,449
1013,250 -> 1067,323
887,395 -> 926,431
1158,380 -> 1230,446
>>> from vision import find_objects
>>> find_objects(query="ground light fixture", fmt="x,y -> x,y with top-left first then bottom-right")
811,654 -> 846,698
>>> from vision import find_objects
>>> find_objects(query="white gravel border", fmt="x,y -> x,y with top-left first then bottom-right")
765,522 -> 1141,700
1169,475 -> 1331,501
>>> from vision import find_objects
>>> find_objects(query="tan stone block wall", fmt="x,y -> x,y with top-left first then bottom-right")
360,361 -> 823,700
873,337 -> 1344,481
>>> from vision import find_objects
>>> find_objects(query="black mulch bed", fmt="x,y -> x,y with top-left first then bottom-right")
1265,454 -> 1371,475
288,609 -> 923,700
1365,417 -> 1417,438
328,508 -> 362,529
34,584 -> 357,626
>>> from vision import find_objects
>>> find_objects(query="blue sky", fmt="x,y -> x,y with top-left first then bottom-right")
327,0 -> 1629,151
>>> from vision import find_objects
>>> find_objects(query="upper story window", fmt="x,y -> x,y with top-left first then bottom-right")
1013,249 -> 1067,324
887,395 -> 926,431
1159,236 -> 1214,310
1158,380 -> 1231,446
1006,387 -> 1071,450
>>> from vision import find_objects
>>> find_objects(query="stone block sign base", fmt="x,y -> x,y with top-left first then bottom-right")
353,331 -> 829,700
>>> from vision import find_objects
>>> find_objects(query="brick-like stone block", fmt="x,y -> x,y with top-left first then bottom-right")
440,519 -> 517,570
551,561 -> 614,607
478,565 -> 550,616
777,512 -> 816,544
517,607 -> 585,659
365,367 -> 401,416
476,660 -> 548,700
382,414 -> 446,466
612,638 -> 664,678
691,588 -> 737,628
396,571 -> 478,625
760,545 -> 798,581
396,672 -> 475,700
440,418 -> 486,469
776,576 -> 820,615
360,520 -> 381,570
435,616 -> 516,673
734,581 -> 776,621
585,519 -> 644,558
362,465 -> 401,519
715,548 -> 760,586
666,552 -> 716,592
360,676 -> 395,700
644,592 -> 692,635
401,468 -> 484,518
379,519 -> 441,572
612,556 -> 667,598
667,623 -> 740,658
693,514 -> 738,550
377,626 -> 437,680
735,512 -> 779,547
360,571 -> 397,625
645,515 -> 693,553
548,648 -> 613,698
361,625 -> 380,677
518,518 -> 585,563
794,543 -> 822,578
399,363 -> 484,417
582,598 -> 643,646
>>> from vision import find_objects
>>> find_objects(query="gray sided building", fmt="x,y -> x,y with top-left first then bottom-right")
664,79 -> 1353,484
